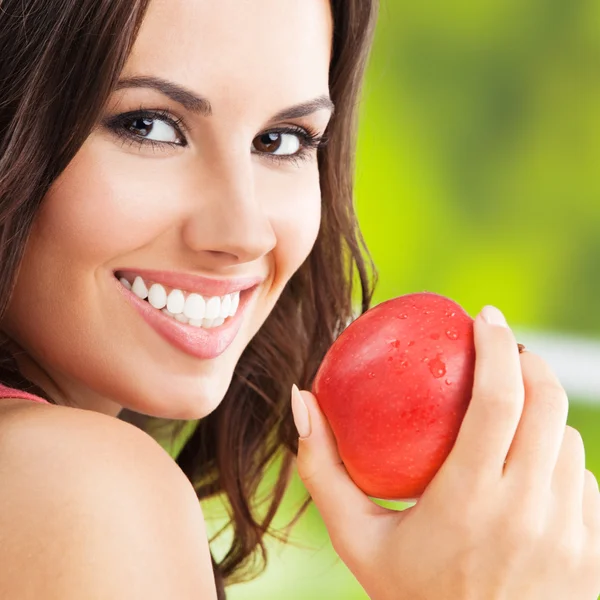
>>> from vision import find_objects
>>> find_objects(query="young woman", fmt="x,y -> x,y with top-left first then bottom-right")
0,0 -> 598,598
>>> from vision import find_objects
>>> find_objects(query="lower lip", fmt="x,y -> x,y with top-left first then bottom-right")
114,278 -> 256,359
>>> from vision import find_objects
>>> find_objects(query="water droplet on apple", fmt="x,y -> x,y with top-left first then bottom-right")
408,340 -> 415,346
368,372 -> 376,379
445,329 -> 459,340
398,313 -> 408,319
390,340 -> 401,349
428,357 -> 446,378
421,357 -> 430,363
445,379 -> 452,385
399,360 -> 409,369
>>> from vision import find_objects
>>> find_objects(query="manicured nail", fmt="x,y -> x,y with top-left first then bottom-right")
291,384 -> 311,439
481,305 -> 508,327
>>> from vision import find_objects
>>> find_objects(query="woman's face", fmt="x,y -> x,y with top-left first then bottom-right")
2,0 -> 333,418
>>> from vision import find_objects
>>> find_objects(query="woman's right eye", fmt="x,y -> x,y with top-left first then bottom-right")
106,110 -> 187,148
124,116 -> 179,143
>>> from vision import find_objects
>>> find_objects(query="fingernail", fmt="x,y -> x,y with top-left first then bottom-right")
481,305 -> 508,327
291,384 -> 311,439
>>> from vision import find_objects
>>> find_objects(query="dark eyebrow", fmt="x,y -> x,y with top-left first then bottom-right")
115,76 -> 334,121
115,76 -> 212,116
270,95 -> 335,121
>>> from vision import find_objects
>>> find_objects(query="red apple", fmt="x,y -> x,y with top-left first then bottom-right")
312,292 -> 476,501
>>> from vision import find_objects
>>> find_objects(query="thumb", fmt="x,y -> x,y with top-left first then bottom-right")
291,385 -> 386,552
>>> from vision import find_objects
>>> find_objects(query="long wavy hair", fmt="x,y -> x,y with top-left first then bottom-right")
0,0 -> 379,597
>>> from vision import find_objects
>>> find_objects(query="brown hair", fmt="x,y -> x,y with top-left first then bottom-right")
0,0 -> 152,385
0,0 -> 379,597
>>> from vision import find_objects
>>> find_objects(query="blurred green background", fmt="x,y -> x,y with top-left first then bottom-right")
206,1 -> 600,597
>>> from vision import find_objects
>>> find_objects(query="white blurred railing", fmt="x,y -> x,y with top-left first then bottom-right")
515,328 -> 600,406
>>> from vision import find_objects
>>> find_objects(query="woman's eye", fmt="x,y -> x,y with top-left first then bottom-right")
252,132 -> 300,156
122,116 -> 180,144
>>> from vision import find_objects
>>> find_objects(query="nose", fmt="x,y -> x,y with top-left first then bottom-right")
181,153 -> 276,267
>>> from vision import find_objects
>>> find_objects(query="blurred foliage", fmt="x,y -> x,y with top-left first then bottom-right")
209,1 -> 600,597
356,0 -> 600,331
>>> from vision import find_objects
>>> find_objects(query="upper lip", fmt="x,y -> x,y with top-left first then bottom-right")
114,268 -> 266,297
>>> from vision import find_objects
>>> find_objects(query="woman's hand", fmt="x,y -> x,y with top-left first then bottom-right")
293,306 -> 600,600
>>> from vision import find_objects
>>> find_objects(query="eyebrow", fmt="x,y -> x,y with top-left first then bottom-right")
116,76 -> 212,115
115,75 -> 334,121
269,96 -> 335,121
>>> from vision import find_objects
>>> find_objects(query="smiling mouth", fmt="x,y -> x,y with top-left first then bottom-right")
115,273 -> 241,330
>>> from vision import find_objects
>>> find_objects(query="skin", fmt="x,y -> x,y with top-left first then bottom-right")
1,0 -> 333,419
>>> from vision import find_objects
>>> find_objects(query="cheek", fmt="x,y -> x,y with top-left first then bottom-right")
4,139 -> 189,355
33,141 -> 188,264
260,165 -> 322,282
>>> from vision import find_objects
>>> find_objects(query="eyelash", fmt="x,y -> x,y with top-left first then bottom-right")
253,125 -> 326,166
104,108 -> 187,152
103,108 -> 328,164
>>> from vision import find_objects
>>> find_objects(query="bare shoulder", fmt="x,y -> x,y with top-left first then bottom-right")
0,398 -> 180,480
0,399 -> 190,502
0,400 -> 217,600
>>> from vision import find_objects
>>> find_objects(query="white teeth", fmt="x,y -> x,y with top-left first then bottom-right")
166,289 -> 185,314
220,295 -> 232,318
123,274 -> 243,328
205,296 -> 221,320
189,317 -> 223,329
132,276 -> 148,299
148,283 -> 167,309
120,277 -> 132,291
229,291 -> 240,316
161,312 -> 224,329
183,293 -> 206,320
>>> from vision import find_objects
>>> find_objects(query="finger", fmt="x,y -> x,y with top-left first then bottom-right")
292,386 -> 386,554
583,469 -> 600,533
503,352 -> 569,490
548,426 -> 586,523
448,306 -> 524,480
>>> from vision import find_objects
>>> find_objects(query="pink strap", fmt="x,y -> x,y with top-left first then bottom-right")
0,383 -> 49,404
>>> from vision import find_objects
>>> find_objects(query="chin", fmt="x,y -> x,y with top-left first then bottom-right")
128,371 -> 232,421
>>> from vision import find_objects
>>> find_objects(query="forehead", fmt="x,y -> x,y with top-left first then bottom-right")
125,0 -> 333,111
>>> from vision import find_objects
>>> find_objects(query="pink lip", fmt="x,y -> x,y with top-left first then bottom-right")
114,277 -> 258,360
114,268 -> 265,297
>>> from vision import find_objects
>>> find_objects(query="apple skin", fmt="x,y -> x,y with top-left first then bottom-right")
312,292 -> 476,501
